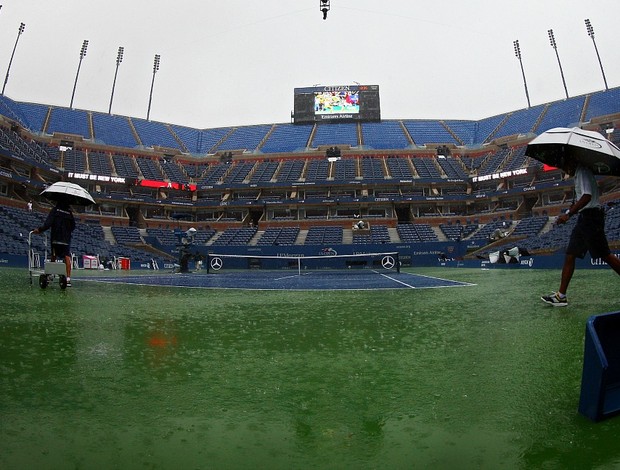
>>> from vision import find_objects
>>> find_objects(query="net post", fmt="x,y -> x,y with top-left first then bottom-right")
206,252 -> 211,274
396,252 -> 400,273
297,256 -> 301,276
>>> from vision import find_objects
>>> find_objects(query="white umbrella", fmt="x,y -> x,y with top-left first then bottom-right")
526,127 -> 620,176
41,181 -> 96,206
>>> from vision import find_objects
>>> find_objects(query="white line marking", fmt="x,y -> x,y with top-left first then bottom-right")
374,270 -> 417,289
273,272 -> 312,281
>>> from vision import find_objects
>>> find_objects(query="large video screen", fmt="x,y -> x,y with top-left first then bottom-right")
314,90 -> 359,116
293,85 -> 380,124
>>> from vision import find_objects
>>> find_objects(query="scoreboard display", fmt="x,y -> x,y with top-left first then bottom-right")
293,84 -> 380,124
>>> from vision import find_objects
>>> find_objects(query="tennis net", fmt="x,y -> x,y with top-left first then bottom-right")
205,251 -> 400,275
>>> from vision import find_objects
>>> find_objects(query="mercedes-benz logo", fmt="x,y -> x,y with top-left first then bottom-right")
381,255 -> 396,269
210,257 -> 223,271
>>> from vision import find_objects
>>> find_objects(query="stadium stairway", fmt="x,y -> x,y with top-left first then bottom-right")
297,229 -> 308,244
102,226 -> 116,245
388,227 -> 400,243
342,229 -> 353,244
248,231 -> 262,246
432,226 -> 447,241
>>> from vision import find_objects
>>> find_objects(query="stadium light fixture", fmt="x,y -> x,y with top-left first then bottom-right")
70,39 -> 89,109
513,40 -> 531,109
146,54 -> 160,121
585,19 -> 608,91
547,29 -> 569,100
1,22 -> 25,96
108,46 -> 124,114
320,0 -> 330,20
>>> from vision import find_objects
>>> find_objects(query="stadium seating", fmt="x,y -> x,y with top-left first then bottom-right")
536,96 -> 587,132
216,125 -> 272,152
362,121 -> 410,149
133,119 -> 180,149
403,120 -> 458,146
311,123 -> 358,148
212,227 -> 257,245
492,105 -> 545,140
440,221 -> 478,241
584,88 -> 620,122
305,226 -> 343,245
47,107 -> 90,138
1,86 -> 620,266
249,161 -> 279,184
352,224 -> 390,244
92,113 -> 137,148
397,223 -> 438,242
386,156 -> 414,179
260,124 -> 313,153
88,151 -> 113,176
257,227 -> 300,246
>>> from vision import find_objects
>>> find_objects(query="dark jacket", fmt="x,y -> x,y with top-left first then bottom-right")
37,205 -> 76,245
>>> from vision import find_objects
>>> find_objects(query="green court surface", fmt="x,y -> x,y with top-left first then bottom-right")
1,266 -> 620,469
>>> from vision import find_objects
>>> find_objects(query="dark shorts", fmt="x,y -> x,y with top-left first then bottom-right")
566,208 -> 610,259
51,243 -> 71,259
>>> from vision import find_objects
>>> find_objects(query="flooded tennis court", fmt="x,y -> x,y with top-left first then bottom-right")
1,266 -> 620,468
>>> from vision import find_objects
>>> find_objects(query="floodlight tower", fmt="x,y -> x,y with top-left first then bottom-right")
585,19 -> 608,91
70,39 -> 89,109
513,40 -> 531,109
2,22 -> 25,95
146,54 -> 160,121
547,29 -> 569,99
320,0 -> 330,20
108,46 -> 124,114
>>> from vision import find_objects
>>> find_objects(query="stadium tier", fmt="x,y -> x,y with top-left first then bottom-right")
1,87 -> 619,269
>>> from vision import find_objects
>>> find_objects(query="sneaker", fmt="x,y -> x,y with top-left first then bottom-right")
66,278 -> 72,288
541,292 -> 567,307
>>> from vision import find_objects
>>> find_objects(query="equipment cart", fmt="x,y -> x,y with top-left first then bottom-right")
28,230 -> 68,289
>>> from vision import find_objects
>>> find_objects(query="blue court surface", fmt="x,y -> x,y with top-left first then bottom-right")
83,269 -> 475,291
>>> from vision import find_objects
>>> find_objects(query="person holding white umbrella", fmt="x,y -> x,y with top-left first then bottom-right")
31,181 -> 94,288
541,159 -> 620,306
32,199 -> 76,287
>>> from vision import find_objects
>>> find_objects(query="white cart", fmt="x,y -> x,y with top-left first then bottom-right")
28,231 -> 69,289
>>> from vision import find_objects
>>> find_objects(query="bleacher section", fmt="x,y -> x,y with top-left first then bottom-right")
261,124 -> 313,153
312,123 -> 358,148
47,108 -> 90,138
397,223 -> 438,242
92,113 -> 137,148
217,125 -> 273,152
257,227 -> 300,246
1,86 -> 620,268
212,227 -> 257,245
0,87 -> 616,153
403,120 -> 458,146
352,224 -> 390,244
305,226 -> 343,245
133,120 -> 180,149
440,221 -> 478,241
362,121 -> 410,149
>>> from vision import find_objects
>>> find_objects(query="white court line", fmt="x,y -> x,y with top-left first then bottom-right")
375,270 -> 417,289
273,272 -> 313,281
409,271 -> 477,287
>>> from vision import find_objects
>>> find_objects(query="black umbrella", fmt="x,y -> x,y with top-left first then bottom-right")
526,127 -> 620,176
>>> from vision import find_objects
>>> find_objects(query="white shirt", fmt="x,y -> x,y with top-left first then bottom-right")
574,165 -> 600,211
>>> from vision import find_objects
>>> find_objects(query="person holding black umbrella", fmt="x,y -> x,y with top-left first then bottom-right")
32,200 -> 76,287
542,159 -> 620,306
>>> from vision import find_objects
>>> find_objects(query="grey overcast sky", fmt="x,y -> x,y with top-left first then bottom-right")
0,0 -> 618,130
